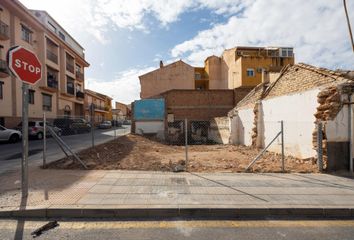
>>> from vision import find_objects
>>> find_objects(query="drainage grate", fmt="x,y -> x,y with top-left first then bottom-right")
170,177 -> 187,185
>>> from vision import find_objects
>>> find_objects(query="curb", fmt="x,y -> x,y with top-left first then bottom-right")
1,208 -> 354,219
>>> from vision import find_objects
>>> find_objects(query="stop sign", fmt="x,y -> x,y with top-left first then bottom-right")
7,46 -> 42,85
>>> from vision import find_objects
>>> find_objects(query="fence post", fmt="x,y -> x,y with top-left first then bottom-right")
185,118 -> 188,171
43,111 -> 46,168
90,104 -> 95,148
317,122 -> 323,172
280,120 -> 285,172
114,124 -> 117,139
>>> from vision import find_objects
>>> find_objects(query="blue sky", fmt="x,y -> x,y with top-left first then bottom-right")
21,0 -> 354,104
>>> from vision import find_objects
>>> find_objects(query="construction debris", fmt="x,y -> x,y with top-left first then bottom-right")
47,134 -> 318,173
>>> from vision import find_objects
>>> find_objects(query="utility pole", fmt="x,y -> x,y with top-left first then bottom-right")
343,0 -> 354,52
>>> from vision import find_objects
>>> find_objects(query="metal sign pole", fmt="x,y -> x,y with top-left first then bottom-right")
281,120 -> 285,172
43,111 -> 46,168
90,104 -> 95,148
22,83 -> 29,197
185,119 -> 188,171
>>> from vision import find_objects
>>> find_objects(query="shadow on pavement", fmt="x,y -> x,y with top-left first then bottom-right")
186,171 -> 268,202
13,195 -> 27,240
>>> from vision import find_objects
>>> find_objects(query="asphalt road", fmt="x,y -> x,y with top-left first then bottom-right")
2,219 -> 354,240
0,126 -> 130,174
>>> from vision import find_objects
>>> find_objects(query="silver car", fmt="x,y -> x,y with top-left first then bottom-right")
0,125 -> 22,143
17,121 -> 62,140
98,121 -> 112,129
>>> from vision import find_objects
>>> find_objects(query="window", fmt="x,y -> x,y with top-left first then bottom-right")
21,25 -> 32,43
76,84 -> 82,92
59,31 -> 65,41
75,64 -> 81,73
47,21 -> 56,33
29,90 -> 35,104
246,68 -> 255,77
42,94 -> 52,111
0,81 -> 3,99
279,48 -> 293,57
195,72 -> 201,80
47,67 -> 58,89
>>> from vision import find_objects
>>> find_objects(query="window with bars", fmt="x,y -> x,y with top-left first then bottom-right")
29,90 -> 35,104
21,25 -> 32,43
0,81 -> 3,99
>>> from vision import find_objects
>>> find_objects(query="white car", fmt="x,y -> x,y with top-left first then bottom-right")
0,125 -> 22,143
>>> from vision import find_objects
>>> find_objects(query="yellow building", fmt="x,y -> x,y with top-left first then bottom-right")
0,0 -> 89,128
139,46 -> 294,99
84,89 -> 112,125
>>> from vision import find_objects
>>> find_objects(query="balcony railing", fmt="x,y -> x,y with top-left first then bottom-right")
66,62 -> 74,73
47,78 -> 58,89
67,85 -> 75,95
46,50 -> 58,64
0,21 -> 9,40
76,71 -> 84,81
76,90 -> 84,99
0,59 -> 9,77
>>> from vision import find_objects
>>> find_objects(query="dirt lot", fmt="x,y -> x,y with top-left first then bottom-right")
47,134 -> 318,173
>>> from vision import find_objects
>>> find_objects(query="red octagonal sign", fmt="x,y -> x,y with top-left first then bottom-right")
8,46 -> 42,85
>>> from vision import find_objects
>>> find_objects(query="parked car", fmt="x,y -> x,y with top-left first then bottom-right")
53,118 -> 91,135
17,121 -> 62,140
111,120 -> 122,127
0,125 -> 22,143
98,121 -> 112,129
123,120 -> 131,125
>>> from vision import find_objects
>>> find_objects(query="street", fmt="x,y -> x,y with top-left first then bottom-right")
1,219 -> 354,240
0,126 -> 130,174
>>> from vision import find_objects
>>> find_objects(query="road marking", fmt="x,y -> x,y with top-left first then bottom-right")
0,220 -> 354,230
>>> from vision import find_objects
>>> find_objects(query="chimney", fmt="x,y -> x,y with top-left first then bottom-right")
262,69 -> 269,92
159,60 -> 163,68
261,69 -> 269,84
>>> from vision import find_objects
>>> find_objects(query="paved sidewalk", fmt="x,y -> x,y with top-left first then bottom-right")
1,168 -> 354,218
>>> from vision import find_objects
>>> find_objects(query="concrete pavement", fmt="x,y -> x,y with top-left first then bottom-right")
1,168 -> 354,218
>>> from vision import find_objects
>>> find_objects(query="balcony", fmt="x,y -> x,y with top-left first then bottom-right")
0,59 -> 9,78
0,21 -> 10,40
76,71 -> 84,81
90,104 -> 109,112
46,50 -> 58,64
76,90 -> 84,99
67,85 -> 75,95
66,62 -> 74,74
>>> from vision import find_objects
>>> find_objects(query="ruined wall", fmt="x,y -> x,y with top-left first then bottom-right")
208,117 -> 230,144
313,85 -> 352,171
229,108 -> 254,146
262,89 -> 319,159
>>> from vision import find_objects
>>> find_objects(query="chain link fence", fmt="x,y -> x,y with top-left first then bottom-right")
41,113 -> 131,168
163,119 -> 325,173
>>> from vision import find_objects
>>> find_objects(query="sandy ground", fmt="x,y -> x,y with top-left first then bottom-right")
47,134 -> 318,173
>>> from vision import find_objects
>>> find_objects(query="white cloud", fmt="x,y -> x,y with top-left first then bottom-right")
20,0 -> 254,44
86,66 -> 155,104
171,0 -> 354,69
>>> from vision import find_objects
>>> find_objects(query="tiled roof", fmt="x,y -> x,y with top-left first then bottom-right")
264,63 -> 353,100
233,63 -> 353,111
